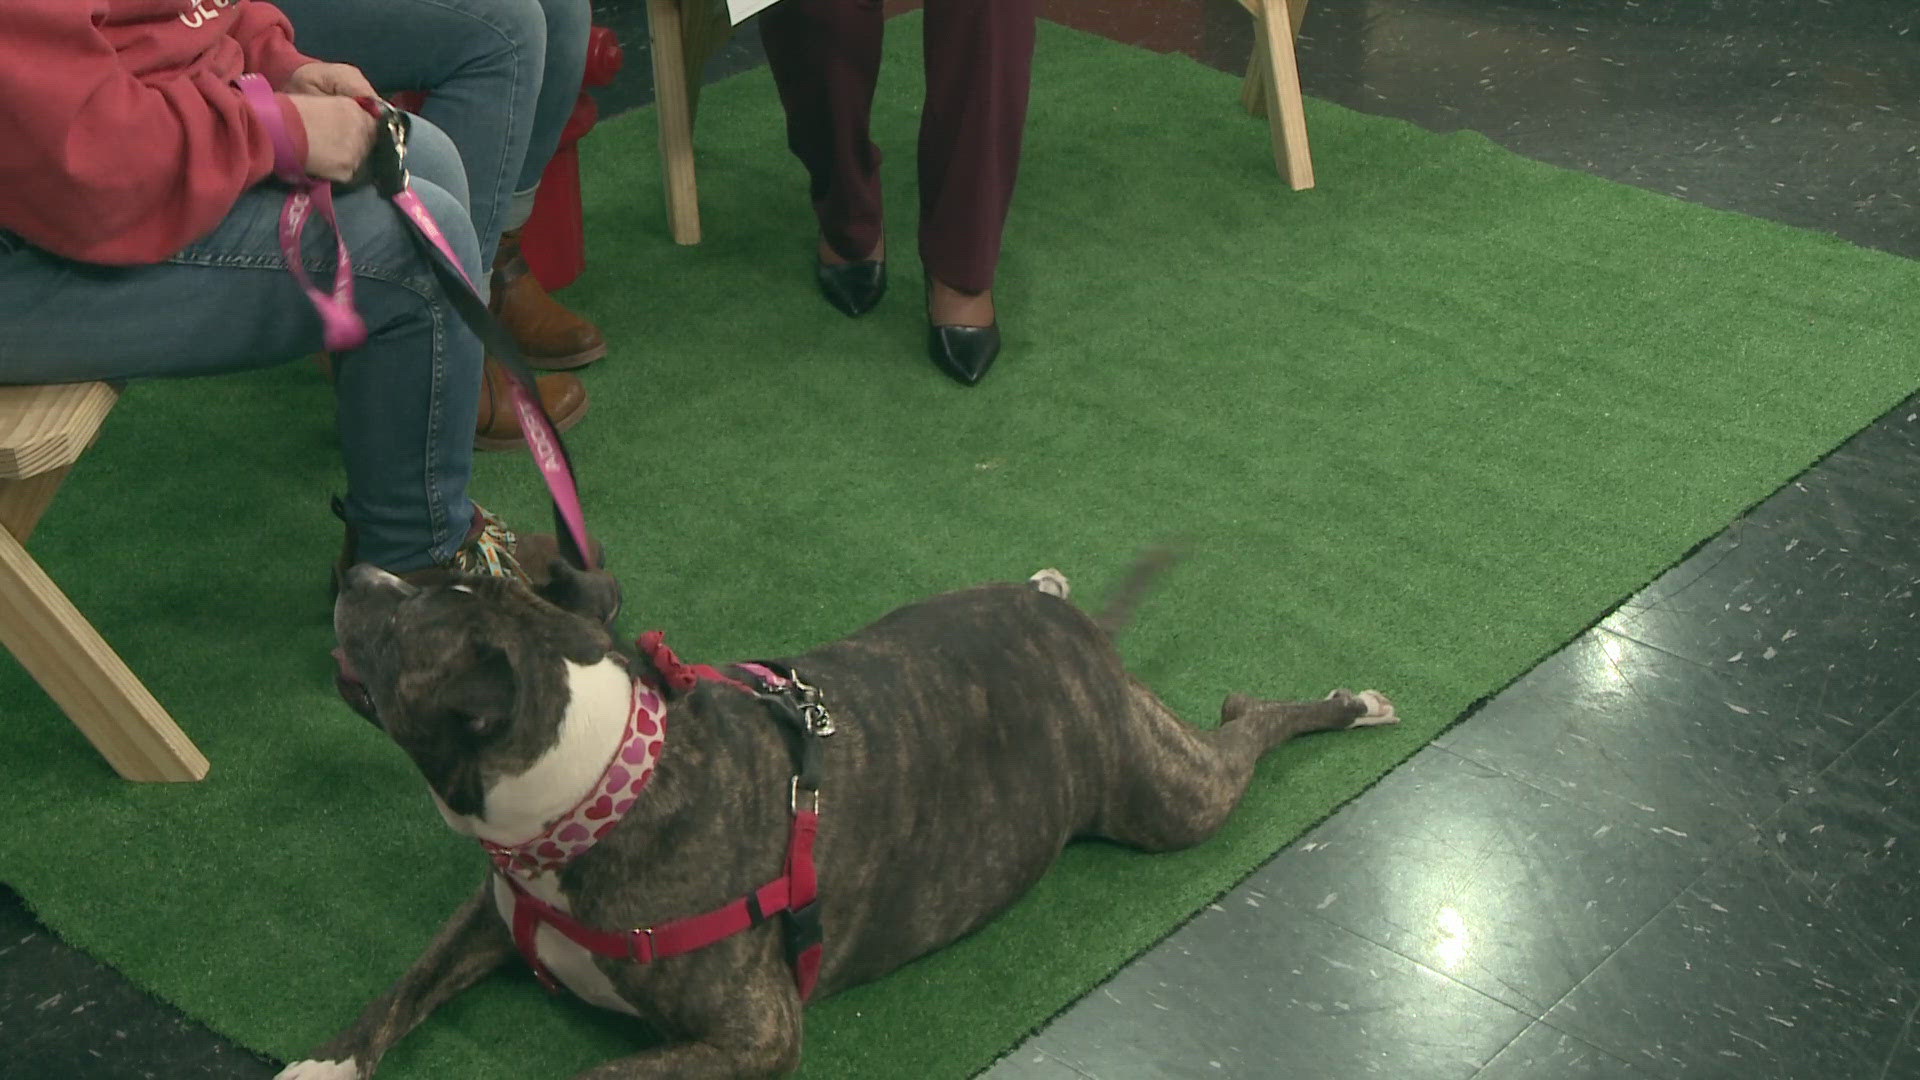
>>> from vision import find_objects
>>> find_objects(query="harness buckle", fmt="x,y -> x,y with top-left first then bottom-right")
790,775 -> 820,815
783,900 -> 823,962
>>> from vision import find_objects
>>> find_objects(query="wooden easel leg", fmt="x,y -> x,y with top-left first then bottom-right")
1257,0 -> 1314,190
0,480 -> 209,782
647,0 -> 703,245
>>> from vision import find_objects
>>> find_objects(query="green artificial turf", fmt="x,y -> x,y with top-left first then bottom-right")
3,15 -> 1916,1079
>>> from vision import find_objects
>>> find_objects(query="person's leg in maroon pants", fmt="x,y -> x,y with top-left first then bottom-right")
919,0 -> 1038,327
759,0 -> 1037,384
760,0 -> 887,267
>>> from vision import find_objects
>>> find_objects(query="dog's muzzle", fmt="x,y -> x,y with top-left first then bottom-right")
332,647 -> 378,725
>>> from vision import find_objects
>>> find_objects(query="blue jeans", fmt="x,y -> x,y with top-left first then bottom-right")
0,119 -> 482,574
274,0 -> 593,269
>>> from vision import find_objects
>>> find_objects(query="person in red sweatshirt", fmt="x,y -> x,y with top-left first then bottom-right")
0,0 -> 555,582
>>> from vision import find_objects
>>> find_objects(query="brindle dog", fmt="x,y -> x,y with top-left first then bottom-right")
281,553 -> 1396,1079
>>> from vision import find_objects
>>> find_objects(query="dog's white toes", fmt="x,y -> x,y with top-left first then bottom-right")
1028,568 -> 1070,598
1348,689 -> 1399,727
275,1059 -> 360,1080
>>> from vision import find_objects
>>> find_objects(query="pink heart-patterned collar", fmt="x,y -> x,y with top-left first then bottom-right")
481,677 -> 666,879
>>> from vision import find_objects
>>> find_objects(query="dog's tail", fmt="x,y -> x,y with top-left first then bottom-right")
1094,545 -> 1182,638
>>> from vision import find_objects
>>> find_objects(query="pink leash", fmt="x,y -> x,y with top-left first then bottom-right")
237,74 -> 596,570
235,75 -> 365,352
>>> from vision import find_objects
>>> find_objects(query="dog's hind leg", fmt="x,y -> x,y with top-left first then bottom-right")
275,883 -> 514,1080
1090,683 -> 1396,853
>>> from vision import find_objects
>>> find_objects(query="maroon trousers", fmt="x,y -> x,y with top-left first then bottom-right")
759,0 -> 1038,294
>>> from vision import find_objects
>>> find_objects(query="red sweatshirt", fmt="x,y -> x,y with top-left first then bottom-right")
0,0 -> 318,265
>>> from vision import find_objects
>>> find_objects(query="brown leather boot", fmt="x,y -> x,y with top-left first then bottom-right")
491,228 -> 608,370
475,357 -> 589,451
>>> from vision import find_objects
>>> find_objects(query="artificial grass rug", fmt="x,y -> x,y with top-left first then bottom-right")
4,13 -> 1917,1079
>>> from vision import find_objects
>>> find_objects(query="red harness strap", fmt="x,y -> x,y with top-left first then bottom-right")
501,802 -> 821,998
499,657 -> 826,1001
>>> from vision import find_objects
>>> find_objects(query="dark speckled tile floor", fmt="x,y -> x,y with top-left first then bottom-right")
4,2 -> 1917,1077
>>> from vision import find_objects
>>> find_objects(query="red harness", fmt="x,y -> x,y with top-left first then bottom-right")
494,636 -> 828,1001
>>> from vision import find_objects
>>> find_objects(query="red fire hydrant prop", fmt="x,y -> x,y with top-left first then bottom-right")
521,25 -> 624,291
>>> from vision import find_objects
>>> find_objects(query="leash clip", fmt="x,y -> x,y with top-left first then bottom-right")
365,97 -> 412,197
788,673 -> 835,737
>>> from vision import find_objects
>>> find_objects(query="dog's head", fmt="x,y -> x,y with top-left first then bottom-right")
332,560 -> 626,818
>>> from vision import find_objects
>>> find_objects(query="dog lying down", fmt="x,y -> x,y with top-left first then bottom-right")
283,553 -> 1397,1079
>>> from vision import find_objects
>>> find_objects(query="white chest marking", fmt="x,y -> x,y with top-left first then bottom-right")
428,656 -> 644,1014
433,657 -> 632,845
489,873 -> 640,1016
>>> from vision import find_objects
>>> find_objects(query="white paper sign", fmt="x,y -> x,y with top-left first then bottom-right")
726,0 -> 781,24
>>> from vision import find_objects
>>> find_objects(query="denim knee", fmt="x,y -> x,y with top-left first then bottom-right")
409,177 -> 484,288
403,115 -> 473,216
468,0 -> 549,68
541,0 -> 589,62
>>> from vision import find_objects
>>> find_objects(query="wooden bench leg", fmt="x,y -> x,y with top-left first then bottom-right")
0,467 -> 69,544
1253,0 -> 1313,190
0,471 -> 209,782
1241,0 -> 1310,117
1242,45 -> 1268,117
648,0 -> 703,245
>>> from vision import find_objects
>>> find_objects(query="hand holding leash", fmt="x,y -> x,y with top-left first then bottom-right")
283,61 -> 377,99
237,74 -> 601,572
286,94 -> 377,183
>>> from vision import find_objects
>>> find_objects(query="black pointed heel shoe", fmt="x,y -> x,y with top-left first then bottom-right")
927,322 -> 1000,386
926,279 -> 1000,386
815,255 -> 887,318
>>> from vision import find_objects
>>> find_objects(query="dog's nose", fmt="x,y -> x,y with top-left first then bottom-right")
343,563 -> 414,595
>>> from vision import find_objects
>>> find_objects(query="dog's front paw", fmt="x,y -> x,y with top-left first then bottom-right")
275,1059 -> 362,1080
1028,567 -> 1070,598
1344,689 -> 1398,727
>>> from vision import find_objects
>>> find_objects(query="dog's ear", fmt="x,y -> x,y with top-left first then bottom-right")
397,640 -> 520,742
536,560 -> 623,628
446,642 -> 518,742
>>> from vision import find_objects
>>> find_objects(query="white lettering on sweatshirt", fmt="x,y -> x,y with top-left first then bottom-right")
178,0 -> 238,30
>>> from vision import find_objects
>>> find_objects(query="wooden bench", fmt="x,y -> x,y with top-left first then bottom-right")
1239,0 -> 1314,190
644,0 -> 1315,245
0,382 -> 209,782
